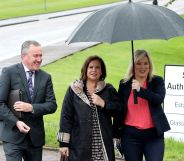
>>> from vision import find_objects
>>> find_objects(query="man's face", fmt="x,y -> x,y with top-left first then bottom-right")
22,44 -> 42,71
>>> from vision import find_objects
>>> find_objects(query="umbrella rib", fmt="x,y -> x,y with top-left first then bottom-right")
110,8 -> 120,43
151,7 -> 172,39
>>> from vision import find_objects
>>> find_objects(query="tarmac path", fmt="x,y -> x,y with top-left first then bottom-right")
0,144 -> 60,161
0,143 -> 124,161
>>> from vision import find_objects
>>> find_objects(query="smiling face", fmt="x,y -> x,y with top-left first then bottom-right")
135,56 -> 150,80
22,44 -> 42,71
87,59 -> 102,82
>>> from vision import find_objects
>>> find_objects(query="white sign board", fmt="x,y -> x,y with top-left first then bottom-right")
164,65 -> 184,141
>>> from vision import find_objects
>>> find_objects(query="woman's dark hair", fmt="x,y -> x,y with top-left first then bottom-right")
80,55 -> 106,81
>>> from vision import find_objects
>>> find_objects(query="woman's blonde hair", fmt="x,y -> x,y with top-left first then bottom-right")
124,49 -> 154,82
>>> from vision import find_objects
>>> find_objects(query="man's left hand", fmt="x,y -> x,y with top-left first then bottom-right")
14,101 -> 33,112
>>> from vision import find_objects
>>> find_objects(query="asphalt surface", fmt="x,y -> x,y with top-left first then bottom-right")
1,0 -> 184,72
0,41 -> 98,73
0,0 -> 184,160
0,143 -> 124,161
0,144 -> 60,161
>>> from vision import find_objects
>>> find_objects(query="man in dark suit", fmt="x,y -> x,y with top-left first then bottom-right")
0,40 -> 57,161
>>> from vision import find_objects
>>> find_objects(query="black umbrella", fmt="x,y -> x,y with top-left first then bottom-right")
66,0 -> 184,103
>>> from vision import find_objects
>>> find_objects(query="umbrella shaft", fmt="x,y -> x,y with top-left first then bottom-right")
131,41 -> 135,77
131,40 -> 138,104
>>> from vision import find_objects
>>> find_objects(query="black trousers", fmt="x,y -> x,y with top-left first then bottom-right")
3,135 -> 42,161
121,126 -> 164,161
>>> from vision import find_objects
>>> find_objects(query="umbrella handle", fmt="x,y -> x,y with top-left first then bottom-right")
133,89 -> 138,104
131,40 -> 138,104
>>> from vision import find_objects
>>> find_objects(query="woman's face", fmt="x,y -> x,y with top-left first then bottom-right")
87,59 -> 102,82
135,56 -> 150,79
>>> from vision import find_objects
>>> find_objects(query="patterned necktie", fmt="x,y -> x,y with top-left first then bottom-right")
27,71 -> 34,100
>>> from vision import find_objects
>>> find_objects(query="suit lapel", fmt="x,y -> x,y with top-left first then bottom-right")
32,70 -> 41,102
17,63 -> 31,101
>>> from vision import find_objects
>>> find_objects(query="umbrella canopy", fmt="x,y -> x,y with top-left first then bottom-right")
67,1 -> 184,43
66,1 -> 184,103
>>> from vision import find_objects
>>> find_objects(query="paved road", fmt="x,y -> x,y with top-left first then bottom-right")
0,144 -> 60,161
0,0 -> 142,61
0,12 -> 92,61
0,0 -> 177,61
167,0 -> 184,14
1,0 -> 183,73
0,143 -> 124,161
0,40 -> 98,73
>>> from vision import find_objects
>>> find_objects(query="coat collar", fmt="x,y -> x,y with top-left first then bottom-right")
70,79 -> 106,106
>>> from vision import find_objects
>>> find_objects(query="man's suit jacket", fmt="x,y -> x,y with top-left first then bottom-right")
0,63 -> 57,147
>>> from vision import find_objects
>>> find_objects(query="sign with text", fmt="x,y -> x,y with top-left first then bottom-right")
164,65 -> 184,141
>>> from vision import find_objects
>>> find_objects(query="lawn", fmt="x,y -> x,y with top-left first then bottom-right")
42,37 -> 184,160
0,0 -> 122,19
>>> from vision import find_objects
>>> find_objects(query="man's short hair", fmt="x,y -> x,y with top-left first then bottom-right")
21,40 -> 41,55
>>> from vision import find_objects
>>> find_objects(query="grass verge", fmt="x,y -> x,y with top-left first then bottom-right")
0,0 -> 122,19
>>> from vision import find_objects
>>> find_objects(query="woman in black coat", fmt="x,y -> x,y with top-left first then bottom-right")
57,55 -> 121,161
113,50 -> 170,161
